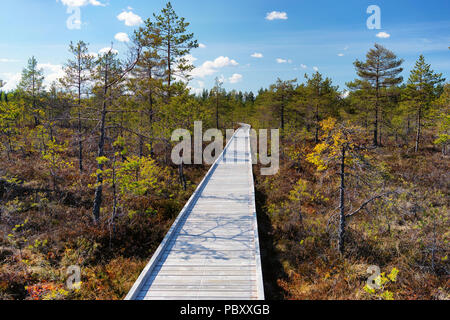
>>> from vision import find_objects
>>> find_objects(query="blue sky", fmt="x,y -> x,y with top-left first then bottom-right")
0,0 -> 449,94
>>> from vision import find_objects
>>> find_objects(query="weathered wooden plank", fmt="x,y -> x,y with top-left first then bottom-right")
139,296 -> 256,301
142,291 -> 257,298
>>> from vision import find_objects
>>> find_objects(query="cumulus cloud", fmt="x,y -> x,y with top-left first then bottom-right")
376,31 -> 390,38
198,43 -> 206,49
58,0 -> 105,7
180,54 -> 198,65
0,72 -> 21,92
313,66 -> 319,71
99,47 -> 119,55
300,64 -> 307,69
114,32 -> 130,42
117,10 -> 143,26
338,53 -> 344,57
1,63 -> 65,91
38,63 -> 65,88
191,56 -> 238,78
188,80 -> 205,95
266,11 -> 288,20
251,53 -> 263,58
228,73 -> 243,84
0,58 -> 19,63
276,58 -> 292,64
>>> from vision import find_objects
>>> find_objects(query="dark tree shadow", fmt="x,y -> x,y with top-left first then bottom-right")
254,184 -> 288,300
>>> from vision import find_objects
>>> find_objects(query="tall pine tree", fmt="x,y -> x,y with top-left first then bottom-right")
404,55 -> 445,152
18,56 -> 45,126
153,2 -> 198,99
61,41 -> 96,172
351,44 -> 403,146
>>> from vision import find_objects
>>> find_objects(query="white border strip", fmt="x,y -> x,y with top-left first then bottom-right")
125,126 -> 243,300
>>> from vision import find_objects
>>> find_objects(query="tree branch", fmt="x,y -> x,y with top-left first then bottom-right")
346,190 -> 399,218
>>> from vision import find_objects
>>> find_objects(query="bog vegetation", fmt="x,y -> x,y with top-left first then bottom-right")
0,2 -> 448,300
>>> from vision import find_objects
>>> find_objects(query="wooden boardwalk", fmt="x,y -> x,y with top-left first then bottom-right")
125,124 -> 264,300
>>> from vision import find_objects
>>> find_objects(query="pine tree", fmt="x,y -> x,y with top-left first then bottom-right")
304,72 -> 339,143
269,78 -> 297,131
212,77 -> 223,129
352,44 -> 403,146
153,2 -> 198,99
130,26 -> 164,157
404,55 -> 445,152
92,44 -> 142,223
61,41 -> 96,172
433,84 -> 450,155
18,56 -> 45,126
307,118 -> 395,253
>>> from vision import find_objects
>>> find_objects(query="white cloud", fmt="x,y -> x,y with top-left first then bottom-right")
1,63 -> 65,91
344,45 -> 349,51
114,32 -> 130,42
338,53 -> 344,57
58,0 -> 105,7
313,66 -> 319,71
117,10 -> 143,26
341,90 -> 350,98
0,58 -> 19,63
300,64 -> 307,69
266,11 -> 288,21
0,72 -> 21,92
188,80 -> 205,95
38,63 -> 65,88
376,31 -> 390,38
228,73 -> 243,84
191,56 -> 238,78
181,54 -> 198,65
199,43 -> 206,49
251,53 -> 263,58
172,54 -> 199,83
99,47 -> 119,55
276,58 -> 292,64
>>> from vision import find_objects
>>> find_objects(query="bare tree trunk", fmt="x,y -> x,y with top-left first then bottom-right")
374,87 -> 379,146
216,92 -> 219,129
415,106 -> 421,153
92,66 -> 109,223
110,155 -> 117,248
138,117 -> 144,159
338,146 -> 346,254
77,79 -> 83,173
314,103 -> 319,144
167,37 -> 171,99
178,163 -> 186,191
379,113 -> 383,146
148,67 -> 154,158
